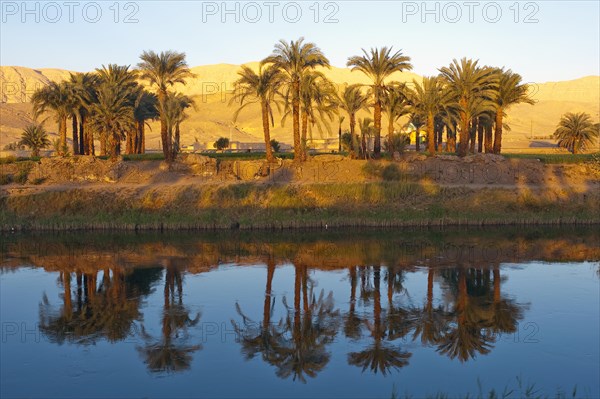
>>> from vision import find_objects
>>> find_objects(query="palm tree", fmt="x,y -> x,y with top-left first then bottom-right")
231,64 -> 284,163
87,66 -> 137,159
382,83 -> 409,154
31,81 -> 72,156
439,58 -> 498,157
264,38 -> 330,161
492,69 -> 534,154
554,112 -> 599,154
408,76 -> 455,155
163,92 -> 194,158
19,124 -> 50,157
339,84 -> 368,158
297,71 -> 338,158
137,50 -> 194,162
347,47 -> 412,157
67,72 -> 98,155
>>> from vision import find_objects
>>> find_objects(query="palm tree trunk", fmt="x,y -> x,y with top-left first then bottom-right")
301,111 -> 308,161
350,113 -> 357,157
100,134 -> 107,156
159,91 -> 172,162
388,116 -> 395,154
448,123 -> 457,153
427,112 -> 435,155
484,123 -> 493,153
139,121 -> 146,154
59,115 -> 67,156
293,81 -> 301,162
173,123 -> 181,159
373,101 -> 382,157
493,109 -> 503,154
79,117 -> 85,155
436,123 -> 444,152
477,120 -> 484,153
415,129 -> 420,152
126,131 -> 133,155
469,117 -> 477,154
72,115 -> 79,155
261,101 -> 275,163
458,98 -> 469,157
338,123 -> 342,153
361,129 -> 367,160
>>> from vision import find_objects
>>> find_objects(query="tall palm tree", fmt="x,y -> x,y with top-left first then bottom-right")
408,76 -> 456,155
67,72 -> 98,155
87,67 -> 137,159
264,38 -> 330,161
382,83 -> 409,154
493,69 -> 534,154
137,50 -> 194,162
231,64 -> 284,163
339,84 -> 368,157
31,81 -> 72,156
554,112 -> 599,154
19,124 -> 50,157
347,47 -> 412,157
297,71 -> 338,158
439,58 -> 498,157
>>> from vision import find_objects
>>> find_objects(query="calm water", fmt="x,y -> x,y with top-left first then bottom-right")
1,228 -> 599,399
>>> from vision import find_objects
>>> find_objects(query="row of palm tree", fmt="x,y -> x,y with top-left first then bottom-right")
30,51 -> 195,161
28,41 -> 595,162
232,38 -> 537,160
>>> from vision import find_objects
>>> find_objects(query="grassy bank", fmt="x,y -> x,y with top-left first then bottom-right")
1,182 -> 598,231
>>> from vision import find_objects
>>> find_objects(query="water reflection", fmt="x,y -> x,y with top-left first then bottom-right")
1,227 -> 598,382
137,262 -> 201,373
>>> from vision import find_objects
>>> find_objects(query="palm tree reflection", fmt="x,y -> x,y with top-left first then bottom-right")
233,262 -> 341,383
137,262 -> 201,373
39,267 -> 161,344
348,266 -> 412,375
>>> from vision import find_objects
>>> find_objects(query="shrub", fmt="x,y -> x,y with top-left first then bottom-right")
382,164 -> 403,181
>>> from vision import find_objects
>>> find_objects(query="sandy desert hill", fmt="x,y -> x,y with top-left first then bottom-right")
1,64 -> 598,151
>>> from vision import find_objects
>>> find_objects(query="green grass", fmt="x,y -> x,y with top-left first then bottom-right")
0,156 -> 41,164
503,153 -> 599,164
1,182 -> 598,231
121,153 -> 165,161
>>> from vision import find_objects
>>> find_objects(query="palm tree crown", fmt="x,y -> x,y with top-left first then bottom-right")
347,47 -> 412,156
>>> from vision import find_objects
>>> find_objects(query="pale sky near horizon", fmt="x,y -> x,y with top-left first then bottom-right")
0,0 -> 598,83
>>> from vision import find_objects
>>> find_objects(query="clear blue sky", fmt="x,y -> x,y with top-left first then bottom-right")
1,1 -> 598,82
